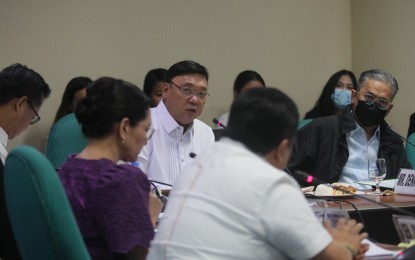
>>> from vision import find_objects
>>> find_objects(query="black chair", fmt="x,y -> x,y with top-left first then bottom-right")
213,128 -> 224,141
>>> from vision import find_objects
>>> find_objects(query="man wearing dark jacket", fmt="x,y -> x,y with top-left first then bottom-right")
288,69 -> 411,187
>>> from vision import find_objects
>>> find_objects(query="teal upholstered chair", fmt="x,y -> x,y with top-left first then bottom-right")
298,118 -> 313,129
46,113 -> 87,169
406,133 -> 415,168
4,145 -> 90,260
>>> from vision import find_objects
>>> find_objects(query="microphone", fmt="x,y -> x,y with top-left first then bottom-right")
293,170 -> 415,218
149,179 -> 173,187
213,118 -> 226,128
149,181 -> 168,206
387,124 -> 415,148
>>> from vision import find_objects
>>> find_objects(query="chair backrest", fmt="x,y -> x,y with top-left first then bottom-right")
406,133 -> 415,168
298,118 -> 313,129
213,128 -> 224,141
4,145 -> 90,260
46,113 -> 87,169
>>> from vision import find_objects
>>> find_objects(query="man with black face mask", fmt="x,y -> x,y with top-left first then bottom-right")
288,69 -> 412,187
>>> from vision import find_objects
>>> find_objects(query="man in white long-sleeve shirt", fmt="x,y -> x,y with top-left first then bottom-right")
0,63 -> 51,259
137,60 -> 214,186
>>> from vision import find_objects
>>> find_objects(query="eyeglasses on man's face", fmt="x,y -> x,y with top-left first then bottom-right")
27,100 -> 41,125
357,91 -> 391,111
169,81 -> 209,101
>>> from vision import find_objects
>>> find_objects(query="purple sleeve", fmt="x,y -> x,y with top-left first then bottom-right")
92,165 -> 154,254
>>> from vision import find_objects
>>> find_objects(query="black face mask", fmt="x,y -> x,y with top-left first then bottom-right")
355,101 -> 387,127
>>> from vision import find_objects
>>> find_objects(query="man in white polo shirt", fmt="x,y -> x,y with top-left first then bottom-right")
149,88 -> 368,260
137,60 -> 214,186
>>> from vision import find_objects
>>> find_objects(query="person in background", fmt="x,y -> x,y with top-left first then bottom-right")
304,70 -> 357,119
137,60 -> 214,187
216,70 -> 265,127
407,112 -> 415,138
0,63 -> 51,259
53,76 -> 92,123
59,77 -> 163,259
289,69 -> 411,187
149,88 -> 368,260
143,68 -> 167,107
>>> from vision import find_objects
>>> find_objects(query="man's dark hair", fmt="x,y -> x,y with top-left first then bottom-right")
222,88 -> 299,155
0,63 -> 51,106
165,60 -> 209,83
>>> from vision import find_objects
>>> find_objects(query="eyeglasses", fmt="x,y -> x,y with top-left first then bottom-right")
146,126 -> 155,140
358,91 -> 391,111
169,81 -> 210,101
27,100 -> 41,125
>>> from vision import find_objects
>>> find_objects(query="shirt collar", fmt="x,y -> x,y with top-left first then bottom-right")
0,127 -> 8,148
350,117 -> 380,140
155,100 -> 194,134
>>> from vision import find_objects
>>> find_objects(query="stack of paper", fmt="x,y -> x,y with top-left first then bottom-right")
364,239 -> 400,258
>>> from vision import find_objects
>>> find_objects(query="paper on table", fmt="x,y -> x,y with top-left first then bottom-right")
355,179 -> 397,189
364,239 -> 401,257
301,186 -> 314,193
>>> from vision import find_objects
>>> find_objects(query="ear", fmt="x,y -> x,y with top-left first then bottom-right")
277,139 -> 292,168
265,138 -> 292,170
385,103 -> 393,116
14,96 -> 27,113
162,82 -> 170,100
351,90 -> 358,106
118,117 -> 130,142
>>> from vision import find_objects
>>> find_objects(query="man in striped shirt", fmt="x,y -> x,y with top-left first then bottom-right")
137,60 -> 214,187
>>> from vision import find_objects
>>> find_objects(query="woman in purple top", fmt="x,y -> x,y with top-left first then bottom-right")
59,77 -> 163,260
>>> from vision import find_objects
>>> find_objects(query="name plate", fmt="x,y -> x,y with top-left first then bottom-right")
392,214 -> 415,243
395,168 -> 415,195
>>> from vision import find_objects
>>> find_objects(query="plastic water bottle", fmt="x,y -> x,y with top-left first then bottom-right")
131,161 -> 140,167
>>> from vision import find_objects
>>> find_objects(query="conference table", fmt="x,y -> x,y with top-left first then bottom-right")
322,193 -> 415,245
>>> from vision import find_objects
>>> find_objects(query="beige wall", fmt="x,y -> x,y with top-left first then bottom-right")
1,0 -> 356,152
352,0 -> 415,138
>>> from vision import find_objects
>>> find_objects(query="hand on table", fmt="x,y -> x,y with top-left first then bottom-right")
324,218 -> 368,259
